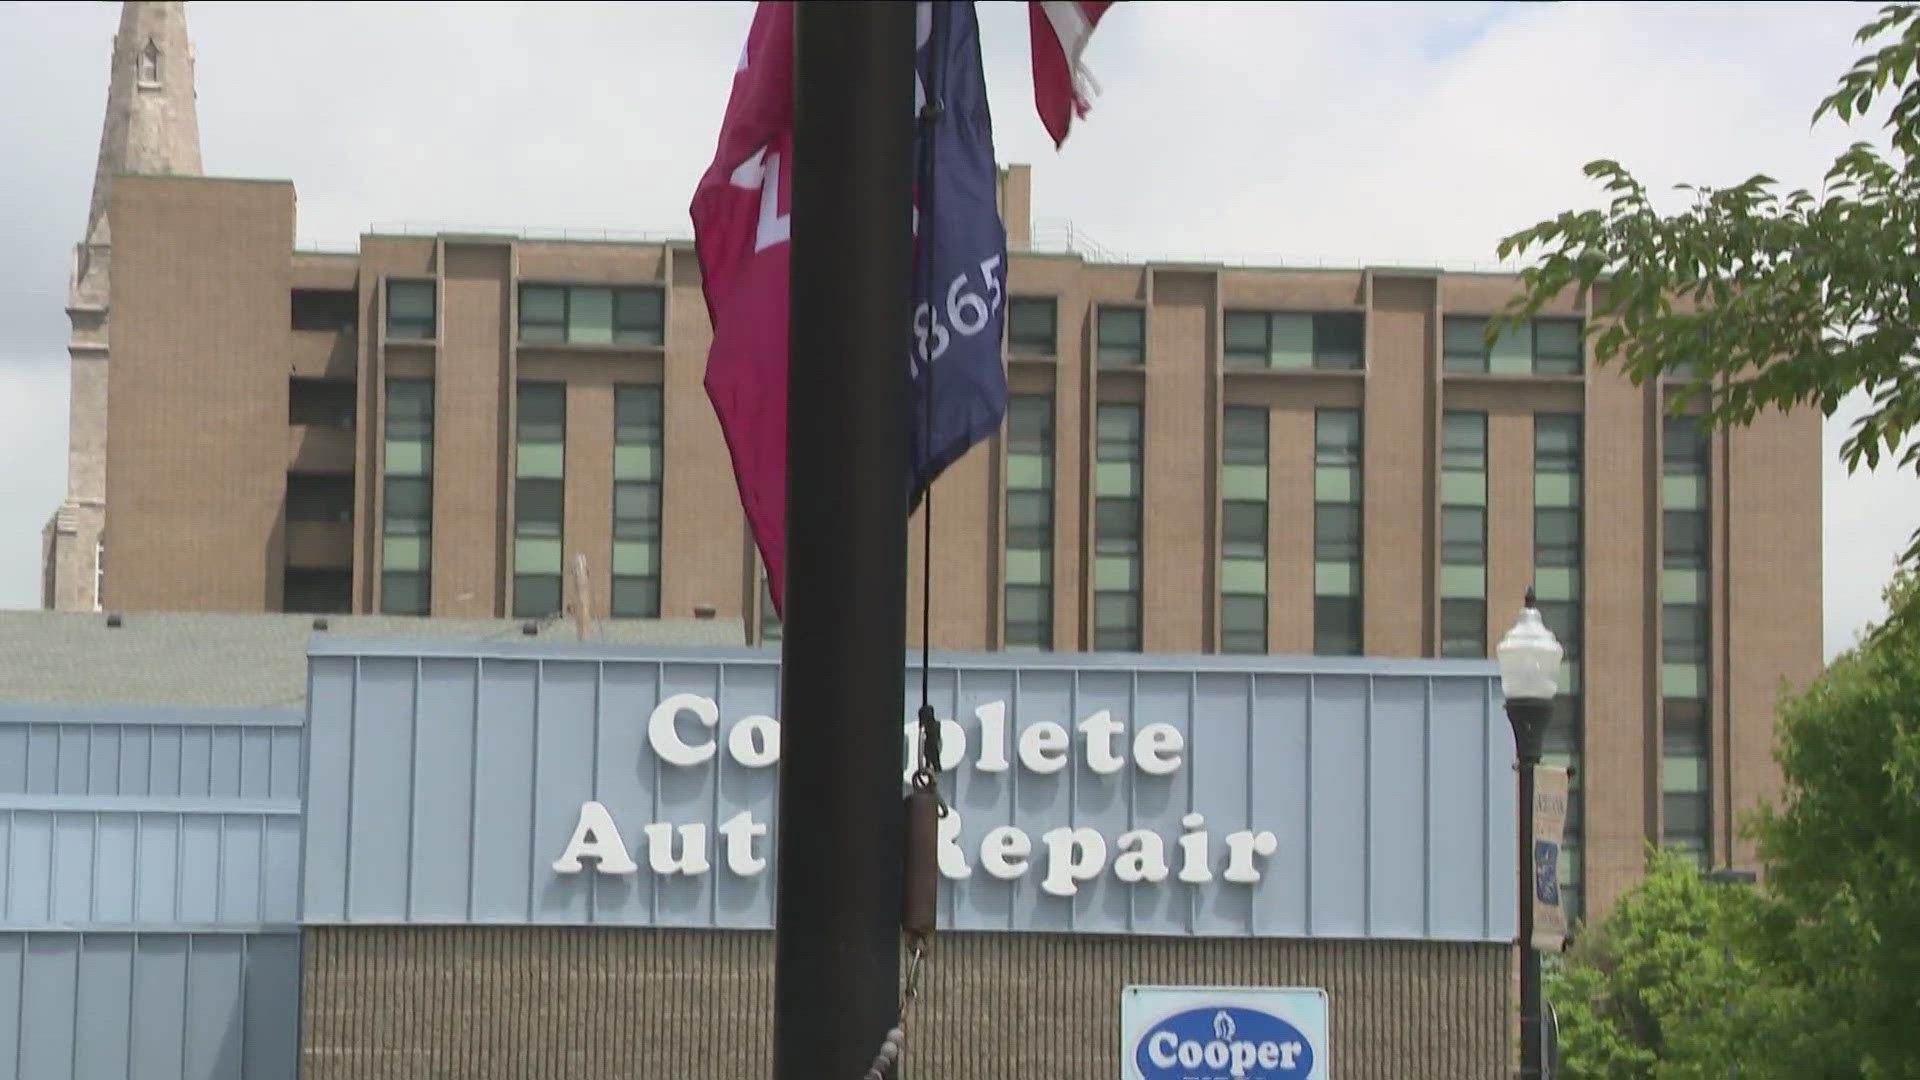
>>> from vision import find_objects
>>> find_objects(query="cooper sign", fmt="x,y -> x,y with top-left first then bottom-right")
1122,987 -> 1329,1080
550,695 -> 1281,895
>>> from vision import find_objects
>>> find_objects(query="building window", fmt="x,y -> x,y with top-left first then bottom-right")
1007,297 -> 1057,354
1535,413 -> 1585,920
1096,307 -> 1145,367
291,288 -> 358,333
1094,402 -> 1143,651
1314,408 -> 1363,655
1532,319 -> 1584,375
513,383 -> 566,619
283,568 -> 351,615
1662,415 -> 1711,866
1004,395 -> 1055,650
286,473 -> 354,524
611,385 -> 664,618
1443,316 -> 1584,375
288,377 -> 356,428
1440,411 -> 1488,657
385,280 -> 436,341
1221,406 -> 1269,654
519,285 -> 665,346
380,379 -> 434,615
138,40 -> 160,84
1224,311 -> 1364,371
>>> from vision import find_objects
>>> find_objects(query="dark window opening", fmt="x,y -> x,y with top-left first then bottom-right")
381,571 -> 429,617
1314,596 -> 1362,657
283,568 -> 351,614
289,378 -> 356,428
513,574 -> 563,620
1441,598 -> 1487,658
286,473 -> 354,524
292,289 -> 359,333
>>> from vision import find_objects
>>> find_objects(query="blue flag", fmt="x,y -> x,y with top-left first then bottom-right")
908,0 -> 1009,510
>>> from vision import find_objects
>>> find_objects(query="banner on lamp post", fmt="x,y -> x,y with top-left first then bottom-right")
1531,764 -> 1569,953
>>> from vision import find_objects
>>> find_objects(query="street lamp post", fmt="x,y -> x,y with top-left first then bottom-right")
1497,589 -> 1563,1080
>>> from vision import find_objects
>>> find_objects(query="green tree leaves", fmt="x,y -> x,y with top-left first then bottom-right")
1547,848 -> 1777,1080
1495,3 -> 1920,578
1550,574 -> 1920,1078
1744,571 -> 1920,1078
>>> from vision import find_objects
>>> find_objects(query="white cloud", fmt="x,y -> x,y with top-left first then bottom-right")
0,0 -> 1910,657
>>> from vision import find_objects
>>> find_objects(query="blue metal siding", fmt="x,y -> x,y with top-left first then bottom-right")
0,809 -> 301,930
0,931 -> 299,1080
0,708 -> 302,1080
0,708 -> 302,800
302,642 -> 1518,941
0,708 -> 303,932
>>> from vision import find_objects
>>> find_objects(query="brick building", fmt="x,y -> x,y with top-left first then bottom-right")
41,1 -> 1824,921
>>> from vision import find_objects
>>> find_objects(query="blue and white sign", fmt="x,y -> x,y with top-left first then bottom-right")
1121,986 -> 1329,1080
301,643 -> 1516,943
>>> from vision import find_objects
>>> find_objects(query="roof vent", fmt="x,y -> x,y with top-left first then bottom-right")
521,620 -> 540,636
312,617 -> 330,631
104,612 -> 122,628
694,604 -> 718,620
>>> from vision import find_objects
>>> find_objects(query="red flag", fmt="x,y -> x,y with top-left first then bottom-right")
1029,1 -> 1114,147
690,2 -> 797,615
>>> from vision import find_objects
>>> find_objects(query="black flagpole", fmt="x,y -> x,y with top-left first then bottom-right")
775,3 -> 917,1079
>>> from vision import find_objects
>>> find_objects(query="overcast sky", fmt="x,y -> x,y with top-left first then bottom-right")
0,0 -> 1911,658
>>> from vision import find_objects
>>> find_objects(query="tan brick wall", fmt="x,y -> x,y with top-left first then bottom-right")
1725,405 -> 1823,871
1143,269 -> 1216,652
1581,368 -> 1655,915
301,926 -> 1510,1080
1364,274 -> 1436,657
433,241 -> 511,617
659,246 -> 748,620
105,175 -> 294,613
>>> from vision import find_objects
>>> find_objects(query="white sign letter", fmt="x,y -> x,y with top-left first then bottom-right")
1113,829 -> 1169,883
719,810 -> 769,875
937,806 -> 972,880
1040,826 -> 1108,897
1133,722 -> 1185,775
1177,813 -> 1213,883
551,800 -> 638,874
1018,720 -> 1070,774
648,693 -> 719,767
1077,709 -> 1126,775
980,825 -> 1032,879
643,821 -> 711,875
1223,829 -> 1280,883
727,714 -> 780,768
974,700 -> 1010,772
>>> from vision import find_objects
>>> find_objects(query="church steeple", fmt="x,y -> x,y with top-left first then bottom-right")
83,0 -> 203,246
45,1 -> 205,612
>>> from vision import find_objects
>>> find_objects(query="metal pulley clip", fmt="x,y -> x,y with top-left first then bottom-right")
903,704 -> 945,942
